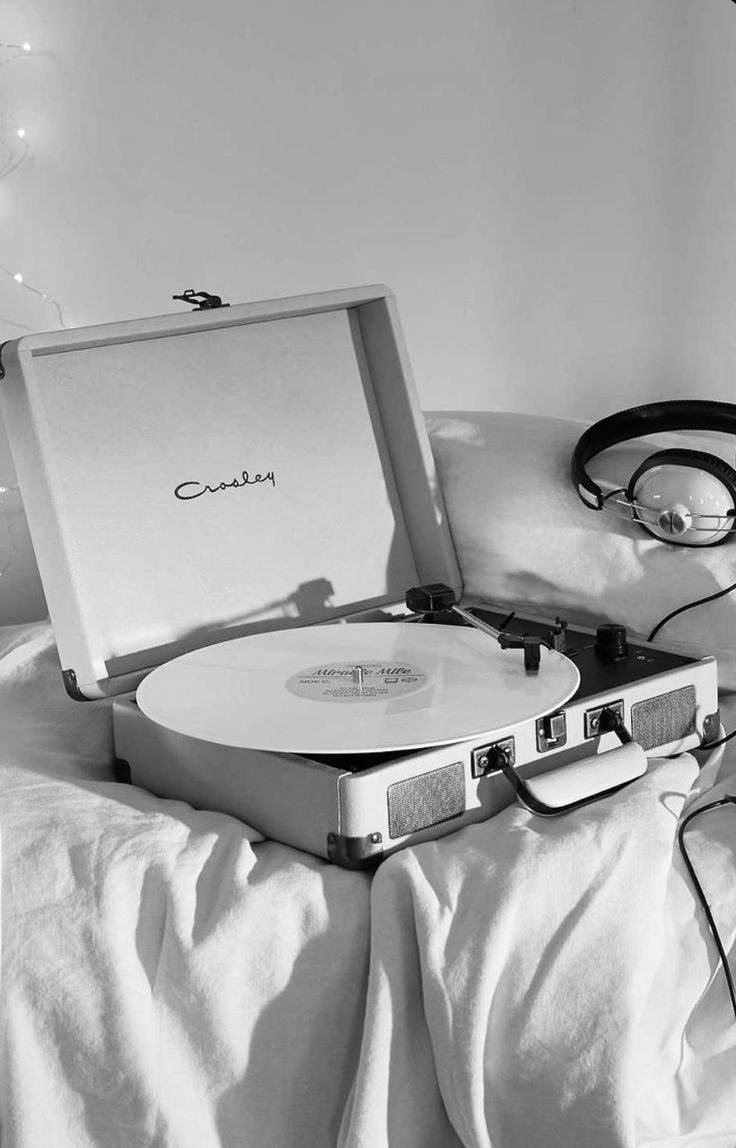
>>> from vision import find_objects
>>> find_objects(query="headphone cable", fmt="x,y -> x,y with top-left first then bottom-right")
677,796 -> 736,1024
700,726 -> 736,750
647,578 -> 736,642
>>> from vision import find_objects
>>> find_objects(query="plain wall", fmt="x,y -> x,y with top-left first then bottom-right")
2,0 -> 736,622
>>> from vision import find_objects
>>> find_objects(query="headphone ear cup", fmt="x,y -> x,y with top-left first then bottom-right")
627,448 -> 736,545
626,448 -> 736,501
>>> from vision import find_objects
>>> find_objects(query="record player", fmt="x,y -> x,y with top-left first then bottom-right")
0,285 -> 720,867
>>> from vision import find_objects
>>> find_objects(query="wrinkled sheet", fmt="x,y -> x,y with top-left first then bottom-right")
2,624 -> 736,1147
339,748 -> 736,1148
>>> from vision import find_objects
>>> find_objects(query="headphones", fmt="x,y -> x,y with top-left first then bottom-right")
571,400 -> 736,546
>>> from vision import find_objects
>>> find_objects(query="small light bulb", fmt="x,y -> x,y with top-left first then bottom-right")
13,272 -> 23,283
22,42 -> 31,52
16,127 -> 26,139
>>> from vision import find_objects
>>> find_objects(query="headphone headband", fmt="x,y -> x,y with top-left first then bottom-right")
572,400 -> 736,509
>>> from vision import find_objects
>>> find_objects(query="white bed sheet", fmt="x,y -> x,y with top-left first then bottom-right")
1,623 -> 736,1147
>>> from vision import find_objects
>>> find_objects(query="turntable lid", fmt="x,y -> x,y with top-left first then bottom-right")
0,286 -> 461,698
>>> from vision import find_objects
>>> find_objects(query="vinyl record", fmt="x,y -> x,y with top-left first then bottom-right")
136,622 -> 580,754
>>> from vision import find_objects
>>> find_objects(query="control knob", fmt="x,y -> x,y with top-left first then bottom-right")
595,623 -> 628,661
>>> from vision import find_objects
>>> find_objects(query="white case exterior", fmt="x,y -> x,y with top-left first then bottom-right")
114,654 -> 718,866
0,286 -> 461,697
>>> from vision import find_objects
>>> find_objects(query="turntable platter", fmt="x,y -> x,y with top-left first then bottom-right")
136,623 -> 580,754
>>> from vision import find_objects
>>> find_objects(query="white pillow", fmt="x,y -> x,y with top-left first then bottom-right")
0,486 -> 47,624
0,622 -> 114,777
425,411 -> 736,688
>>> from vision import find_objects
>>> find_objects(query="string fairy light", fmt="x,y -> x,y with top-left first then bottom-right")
0,37 -> 67,329
0,41 -> 31,67
0,36 -> 47,588
0,263 -> 66,328
0,112 -> 29,179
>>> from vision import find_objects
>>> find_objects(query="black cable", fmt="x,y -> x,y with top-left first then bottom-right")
701,726 -> 736,750
647,578 -> 736,642
677,796 -> 736,1023
601,487 -> 628,506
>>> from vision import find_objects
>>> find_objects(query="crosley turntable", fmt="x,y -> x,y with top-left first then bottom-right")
0,286 -> 719,866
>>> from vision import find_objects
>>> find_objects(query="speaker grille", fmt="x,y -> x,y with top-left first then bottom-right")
387,762 -> 465,839
631,685 -> 696,751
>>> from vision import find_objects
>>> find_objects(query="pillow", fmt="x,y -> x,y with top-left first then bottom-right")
425,411 -> 736,689
0,485 -> 47,625
0,622 -> 114,777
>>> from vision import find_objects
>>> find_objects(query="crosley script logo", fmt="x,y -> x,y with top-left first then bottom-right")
174,468 -> 276,501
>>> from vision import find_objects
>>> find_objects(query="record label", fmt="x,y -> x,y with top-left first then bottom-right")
286,661 -> 430,703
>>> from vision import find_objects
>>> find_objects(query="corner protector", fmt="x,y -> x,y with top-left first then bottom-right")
326,831 -> 384,870
113,758 -> 132,784
62,668 -> 89,701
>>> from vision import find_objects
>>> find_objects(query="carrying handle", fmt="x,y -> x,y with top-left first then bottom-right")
494,708 -> 646,816
172,289 -> 230,311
